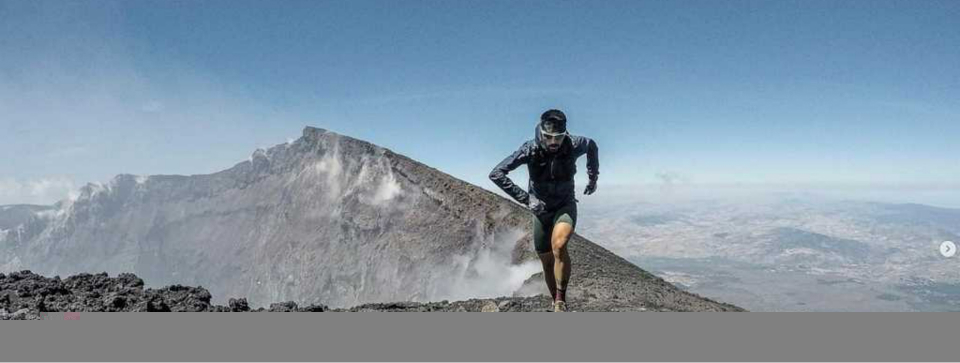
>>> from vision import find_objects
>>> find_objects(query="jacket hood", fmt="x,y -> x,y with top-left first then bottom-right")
534,124 -> 543,146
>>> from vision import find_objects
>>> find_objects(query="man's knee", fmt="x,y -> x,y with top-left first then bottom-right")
551,223 -> 573,251
551,242 -> 568,259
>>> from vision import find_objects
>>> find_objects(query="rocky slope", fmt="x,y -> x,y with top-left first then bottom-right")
1,126 -> 742,312
0,270 -> 716,319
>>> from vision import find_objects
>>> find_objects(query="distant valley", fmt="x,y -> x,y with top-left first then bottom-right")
577,196 -> 960,311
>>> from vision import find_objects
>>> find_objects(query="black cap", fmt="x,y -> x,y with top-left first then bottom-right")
541,109 -> 566,122
539,109 -> 567,133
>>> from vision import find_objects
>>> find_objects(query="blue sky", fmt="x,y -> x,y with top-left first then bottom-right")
1,0 -> 958,205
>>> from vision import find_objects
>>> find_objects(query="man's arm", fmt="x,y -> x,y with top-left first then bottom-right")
488,142 -> 532,205
571,135 -> 599,182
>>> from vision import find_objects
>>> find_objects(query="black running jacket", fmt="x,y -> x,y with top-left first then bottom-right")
489,128 -> 599,210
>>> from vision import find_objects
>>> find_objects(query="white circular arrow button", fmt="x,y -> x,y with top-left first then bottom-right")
940,241 -> 956,258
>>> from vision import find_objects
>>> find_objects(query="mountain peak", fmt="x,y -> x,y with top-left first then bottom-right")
298,125 -> 390,158
302,126 -> 331,140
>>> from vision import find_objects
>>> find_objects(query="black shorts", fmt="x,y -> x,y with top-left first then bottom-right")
532,201 -> 578,254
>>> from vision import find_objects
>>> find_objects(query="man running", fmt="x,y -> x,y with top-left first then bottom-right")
489,109 -> 599,312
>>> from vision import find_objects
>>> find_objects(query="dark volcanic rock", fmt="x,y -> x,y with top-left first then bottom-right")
228,297 -> 250,312
268,301 -> 299,312
1,271 -> 740,318
0,270 -> 218,316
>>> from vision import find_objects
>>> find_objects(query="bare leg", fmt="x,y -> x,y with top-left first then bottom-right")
537,251 -> 557,299
551,222 -> 574,301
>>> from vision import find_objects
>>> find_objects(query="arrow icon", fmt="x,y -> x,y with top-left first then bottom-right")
941,241 -> 956,258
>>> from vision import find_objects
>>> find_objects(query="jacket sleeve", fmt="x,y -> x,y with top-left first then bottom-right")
488,143 -> 532,205
572,136 -> 600,181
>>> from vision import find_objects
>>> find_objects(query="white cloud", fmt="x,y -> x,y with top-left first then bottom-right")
436,227 -> 540,301
0,177 -> 77,205
372,172 -> 402,205
443,246 -> 541,301
313,142 -> 344,199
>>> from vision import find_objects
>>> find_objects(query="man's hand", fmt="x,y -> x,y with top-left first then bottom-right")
527,196 -> 546,214
584,179 -> 598,195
